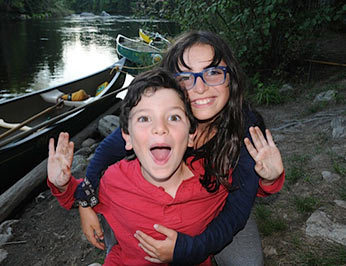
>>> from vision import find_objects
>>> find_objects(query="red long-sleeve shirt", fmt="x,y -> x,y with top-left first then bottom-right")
51,157 -> 228,265
49,157 -> 284,265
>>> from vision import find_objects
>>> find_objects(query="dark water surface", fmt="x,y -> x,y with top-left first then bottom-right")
0,15 -> 176,101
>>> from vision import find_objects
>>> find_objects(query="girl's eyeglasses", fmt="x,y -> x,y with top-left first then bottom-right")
175,66 -> 229,90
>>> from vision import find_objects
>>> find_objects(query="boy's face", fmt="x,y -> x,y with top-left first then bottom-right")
122,88 -> 195,185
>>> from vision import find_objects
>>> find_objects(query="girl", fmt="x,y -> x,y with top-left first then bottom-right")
75,31 -> 284,265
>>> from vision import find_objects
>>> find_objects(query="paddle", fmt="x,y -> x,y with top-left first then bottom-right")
0,119 -> 32,131
0,86 -> 128,149
0,101 -> 63,140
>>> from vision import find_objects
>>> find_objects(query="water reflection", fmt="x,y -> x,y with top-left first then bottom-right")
0,15 -> 176,101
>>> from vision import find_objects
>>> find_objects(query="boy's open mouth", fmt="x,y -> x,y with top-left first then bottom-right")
150,145 -> 171,162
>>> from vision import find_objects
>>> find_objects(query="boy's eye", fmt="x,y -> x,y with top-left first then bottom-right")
137,116 -> 150,122
168,114 -> 181,121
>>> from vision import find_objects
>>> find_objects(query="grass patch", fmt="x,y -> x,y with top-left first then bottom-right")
338,186 -> 346,201
307,101 -> 329,114
294,196 -> 320,214
286,154 -> 310,185
297,244 -> 346,266
331,154 -> 346,176
286,166 -> 308,185
254,83 -> 283,105
255,204 -> 287,236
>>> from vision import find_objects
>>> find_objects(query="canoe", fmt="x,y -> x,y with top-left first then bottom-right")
139,29 -> 170,49
116,34 -> 164,67
0,58 -> 127,193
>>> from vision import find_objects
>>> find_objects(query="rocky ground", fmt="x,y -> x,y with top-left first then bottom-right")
0,32 -> 346,266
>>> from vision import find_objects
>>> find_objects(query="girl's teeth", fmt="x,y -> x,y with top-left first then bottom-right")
195,98 -> 211,105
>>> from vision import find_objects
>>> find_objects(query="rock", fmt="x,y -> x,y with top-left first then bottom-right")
331,116 -> 346,138
81,138 -> 97,148
100,11 -> 110,16
334,200 -> 346,209
272,133 -> 285,143
0,220 -> 19,246
279,83 -> 294,94
263,246 -> 278,256
313,90 -> 337,103
0,249 -> 8,264
75,147 -> 93,157
321,171 -> 341,182
98,115 -> 120,138
306,210 -> 346,246
80,12 -> 95,17
71,155 -> 88,178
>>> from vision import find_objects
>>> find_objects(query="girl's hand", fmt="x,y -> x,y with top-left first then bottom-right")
244,126 -> 284,184
79,206 -> 105,250
48,132 -> 74,191
134,224 -> 177,263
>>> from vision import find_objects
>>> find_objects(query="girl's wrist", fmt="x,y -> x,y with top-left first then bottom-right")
260,178 -> 275,186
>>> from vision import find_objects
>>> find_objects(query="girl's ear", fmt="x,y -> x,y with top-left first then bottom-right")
187,130 -> 197,148
121,129 -> 133,150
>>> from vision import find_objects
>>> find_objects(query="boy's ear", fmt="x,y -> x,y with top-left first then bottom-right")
121,129 -> 133,150
187,130 -> 197,148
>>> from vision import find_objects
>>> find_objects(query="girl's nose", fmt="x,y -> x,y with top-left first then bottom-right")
192,76 -> 208,94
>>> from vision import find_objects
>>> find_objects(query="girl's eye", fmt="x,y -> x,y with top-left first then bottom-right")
206,69 -> 222,76
137,116 -> 150,122
168,114 -> 181,121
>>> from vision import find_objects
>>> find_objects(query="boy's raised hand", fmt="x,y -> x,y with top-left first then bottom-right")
48,132 -> 74,192
244,126 -> 284,184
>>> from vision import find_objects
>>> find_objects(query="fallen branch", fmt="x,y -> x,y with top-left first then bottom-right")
3,240 -> 27,245
271,110 -> 344,132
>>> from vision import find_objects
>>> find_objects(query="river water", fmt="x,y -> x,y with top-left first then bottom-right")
0,15 -> 177,102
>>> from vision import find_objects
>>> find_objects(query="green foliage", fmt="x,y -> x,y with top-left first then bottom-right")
297,244 -> 346,266
286,154 -> 310,185
133,1 -> 344,79
253,81 -> 282,105
0,0 -> 134,17
255,204 -> 287,236
294,195 -> 319,214
331,154 -> 346,177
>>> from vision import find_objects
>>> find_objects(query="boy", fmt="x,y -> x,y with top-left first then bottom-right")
47,68 -> 230,265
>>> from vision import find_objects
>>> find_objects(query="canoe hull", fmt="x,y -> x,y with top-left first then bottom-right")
0,58 -> 126,193
116,34 -> 163,67
139,29 -> 170,50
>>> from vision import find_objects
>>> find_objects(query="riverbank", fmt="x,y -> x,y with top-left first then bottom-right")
1,33 -> 346,266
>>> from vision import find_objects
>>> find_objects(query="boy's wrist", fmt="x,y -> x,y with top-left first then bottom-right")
54,178 -> 71,192
56,183 -> 69,192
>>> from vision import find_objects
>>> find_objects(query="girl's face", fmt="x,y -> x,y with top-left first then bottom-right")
178,44 -> 230,122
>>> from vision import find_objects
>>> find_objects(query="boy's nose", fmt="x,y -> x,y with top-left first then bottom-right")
152,120 -> 168,135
